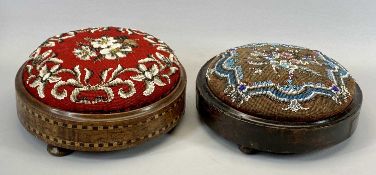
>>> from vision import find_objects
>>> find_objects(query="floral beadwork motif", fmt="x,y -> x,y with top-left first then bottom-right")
73,46 -> 97,60
130,53 -> 178,96
73,36 -> 136,61
24,27 -> 180,109
206,43 -> 351,112
50,64 -> 137,104
26,49 -> 63,98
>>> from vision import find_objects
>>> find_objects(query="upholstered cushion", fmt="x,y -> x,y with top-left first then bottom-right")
206,43 -> 355,122
22,27 -> 181,113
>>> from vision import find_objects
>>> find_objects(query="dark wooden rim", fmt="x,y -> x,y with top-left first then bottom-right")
197,58 -> 363,128
197,58 -> 362,153
16,62 -> 187,122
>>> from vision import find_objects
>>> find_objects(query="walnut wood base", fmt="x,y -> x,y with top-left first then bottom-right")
238,145 -> 259,154
16,64 -> 186,156
196,60 -> 362,154
47,144 -> 74,157
167,126 -> 177,134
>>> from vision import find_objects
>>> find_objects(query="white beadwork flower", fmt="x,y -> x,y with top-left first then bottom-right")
29,64 -> 61,98
282,99 -> 309,112
73,46 -> 97,60
91,36 -> 117,49
99,43 -> 132,60
279,60 -> 298,74
131,64 -> 166,96
156,52 -> 175,66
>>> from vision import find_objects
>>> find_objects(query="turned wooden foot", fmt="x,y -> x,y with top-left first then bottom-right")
47,145 -> 74,157
167,127 -> 176,134
238,145 -> 259,154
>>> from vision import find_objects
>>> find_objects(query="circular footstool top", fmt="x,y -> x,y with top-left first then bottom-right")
22,27 -> 181,113
206,43 -> 356,122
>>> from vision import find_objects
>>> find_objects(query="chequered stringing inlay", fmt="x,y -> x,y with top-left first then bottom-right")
18,97 -> 182,131
17,97 -> 182,148
21,117 -> 179,148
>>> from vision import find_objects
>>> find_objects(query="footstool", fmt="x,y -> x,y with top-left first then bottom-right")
16,27 -> 186,156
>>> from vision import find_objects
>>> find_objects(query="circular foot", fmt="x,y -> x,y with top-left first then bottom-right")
238,145 -> 259,154
47,145 -> 74,157
167,127 -> 176,134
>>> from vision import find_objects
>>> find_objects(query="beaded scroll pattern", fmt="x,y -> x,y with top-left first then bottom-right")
206,43 -> 351,112
25,27 -> 180,105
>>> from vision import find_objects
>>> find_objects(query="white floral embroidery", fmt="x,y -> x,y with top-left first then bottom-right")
91,36 -> 117,49
29,64 -> 61,98
73,46 -> 97,60
51,65 -> 137,104
99,43 -> 132,60
131,64 -> 166,96
155,52 -> 179,69
25,27 -> 180,104
41,31 -> 76,47
138,53 -> 179,84
72,36 -> 135,61
26,49 -> 63,98
282,99 -> 309,112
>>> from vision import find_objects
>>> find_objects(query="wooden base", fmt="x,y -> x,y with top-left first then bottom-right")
167,126 -> 176,134
196,59 -> 362,154
47,145 -> 74,157
238,145 -> 259,154
16,63 -> 186,155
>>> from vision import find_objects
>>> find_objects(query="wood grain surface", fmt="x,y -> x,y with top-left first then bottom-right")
196,58 -> 362,154
16,62 -> 186,152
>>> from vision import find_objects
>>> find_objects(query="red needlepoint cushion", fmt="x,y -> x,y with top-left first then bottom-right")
22,27 -> 181,113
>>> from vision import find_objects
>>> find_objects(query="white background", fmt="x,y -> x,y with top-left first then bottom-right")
1,0 -> 375,174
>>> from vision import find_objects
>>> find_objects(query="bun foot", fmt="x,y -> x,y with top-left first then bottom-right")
167,127 -> 176,134
47,145 -> 74,157
238,145 -> 258,154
